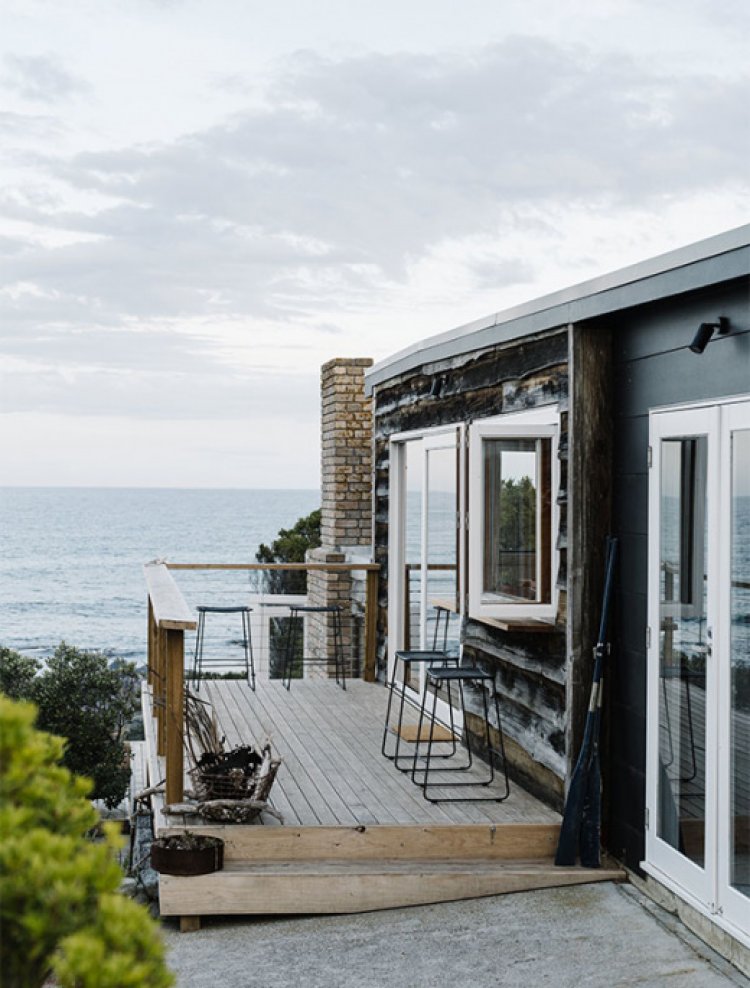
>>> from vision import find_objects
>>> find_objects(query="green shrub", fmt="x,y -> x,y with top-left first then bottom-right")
0,647 -> 41,700
256,507 -> 321,594
0,643 -> 140,809
0,696 -> 173,988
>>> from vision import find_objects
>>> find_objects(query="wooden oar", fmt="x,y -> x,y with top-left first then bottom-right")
555,536 -> 618,867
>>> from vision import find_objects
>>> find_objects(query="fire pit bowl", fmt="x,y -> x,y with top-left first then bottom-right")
150,834 -> 224,876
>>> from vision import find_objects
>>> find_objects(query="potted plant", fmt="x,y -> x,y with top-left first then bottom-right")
150,832 -> 224,876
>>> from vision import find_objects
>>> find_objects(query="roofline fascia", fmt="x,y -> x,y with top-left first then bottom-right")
365,224 -> 750,393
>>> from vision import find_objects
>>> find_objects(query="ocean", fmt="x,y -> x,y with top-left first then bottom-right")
0,487 -> 319,667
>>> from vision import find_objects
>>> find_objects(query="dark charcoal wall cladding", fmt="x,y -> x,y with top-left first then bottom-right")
606,276 -> 750,873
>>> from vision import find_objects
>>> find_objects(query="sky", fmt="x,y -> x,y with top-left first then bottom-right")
0,0 -> 748,489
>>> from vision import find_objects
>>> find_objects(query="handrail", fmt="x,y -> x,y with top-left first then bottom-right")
145,559 -> 381,805
166,562 -> 379,572
144,561 -> 197,630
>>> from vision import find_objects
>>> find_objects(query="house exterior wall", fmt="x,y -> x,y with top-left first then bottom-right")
605,276 -> 750,873
372,329 -> 570,807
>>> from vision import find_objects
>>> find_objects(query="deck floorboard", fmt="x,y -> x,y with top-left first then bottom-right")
197,679 -> 559,828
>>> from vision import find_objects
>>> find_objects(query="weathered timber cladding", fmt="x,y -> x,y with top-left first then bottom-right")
373,330 -> 569,808
606,277 -> 750,874
566,325 -> 614,799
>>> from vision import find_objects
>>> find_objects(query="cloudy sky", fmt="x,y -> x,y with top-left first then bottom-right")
1,0 -> 748,489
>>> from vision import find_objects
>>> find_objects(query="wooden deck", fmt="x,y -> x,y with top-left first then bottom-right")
198,679 -> 559,828
141,679 -> 625,926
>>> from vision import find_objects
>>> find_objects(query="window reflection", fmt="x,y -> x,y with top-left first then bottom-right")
730,429 -> 750,900
482,438 -> 552,604
657,436 -> 708,868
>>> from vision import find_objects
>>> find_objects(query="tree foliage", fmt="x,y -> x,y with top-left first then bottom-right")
255,507 -> 322,594
0,696 -> 173,988
0,643 -> 140,809
497,476 -> 537,550
0,647 -> 41,700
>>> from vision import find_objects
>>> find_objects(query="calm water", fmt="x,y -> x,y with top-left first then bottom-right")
0,487 -> 319,666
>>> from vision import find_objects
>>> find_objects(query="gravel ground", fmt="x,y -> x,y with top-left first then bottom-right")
162,882 -> 748,988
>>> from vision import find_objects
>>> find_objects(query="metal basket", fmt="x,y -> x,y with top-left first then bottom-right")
190,766 -> 256,802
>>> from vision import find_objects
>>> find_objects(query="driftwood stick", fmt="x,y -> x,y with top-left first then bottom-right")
197,799 -> 284,824
134,783 -> 165,801
163,803 -> 203,816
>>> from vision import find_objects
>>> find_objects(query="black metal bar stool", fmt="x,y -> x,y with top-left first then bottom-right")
381,651 -> 460,770
190,605 -> 256,692
281,604 -> 345,690
411,666 -> 510,803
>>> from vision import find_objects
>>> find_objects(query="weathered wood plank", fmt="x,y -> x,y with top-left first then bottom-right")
165,629 -> 185,805
206,681 -> 318,826
144,562 -> 196,630
255,682 -> 380,826
159,856 -> 625,916
157,822 -> 562,862
566,323 -> 614,783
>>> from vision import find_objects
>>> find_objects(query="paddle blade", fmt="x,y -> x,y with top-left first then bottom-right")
554,750 -> 588,866
579,745 -> 602,868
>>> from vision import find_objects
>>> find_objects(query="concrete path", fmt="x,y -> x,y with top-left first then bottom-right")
163,883 -> 747,988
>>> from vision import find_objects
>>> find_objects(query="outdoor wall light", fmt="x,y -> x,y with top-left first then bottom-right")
689,316 -> 730,354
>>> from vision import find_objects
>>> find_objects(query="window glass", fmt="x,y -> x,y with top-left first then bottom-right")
482,437 -> 552,604
657,436 -> 708,868
730,428 -> 750,901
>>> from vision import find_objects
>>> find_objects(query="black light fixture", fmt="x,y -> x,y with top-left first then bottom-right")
689,316 -> 730,354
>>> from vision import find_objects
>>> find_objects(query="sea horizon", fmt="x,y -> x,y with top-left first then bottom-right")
0,486 -> 320,665
1,483 -> 319,492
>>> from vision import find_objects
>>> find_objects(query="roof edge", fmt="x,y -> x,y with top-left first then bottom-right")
365,223 -> 750,392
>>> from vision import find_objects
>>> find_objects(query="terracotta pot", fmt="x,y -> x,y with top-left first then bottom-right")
150,836 -> 224,876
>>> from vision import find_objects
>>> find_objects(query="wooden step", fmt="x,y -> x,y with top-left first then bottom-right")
159,856 -> 626,917
157,822 -> 562,863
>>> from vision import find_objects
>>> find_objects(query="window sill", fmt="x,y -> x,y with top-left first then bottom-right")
469,615 -> 558,633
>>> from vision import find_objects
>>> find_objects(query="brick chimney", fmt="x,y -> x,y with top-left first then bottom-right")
306,358 -> 374,676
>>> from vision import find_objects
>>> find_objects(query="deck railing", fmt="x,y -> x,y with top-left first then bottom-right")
144,560 -> 380,804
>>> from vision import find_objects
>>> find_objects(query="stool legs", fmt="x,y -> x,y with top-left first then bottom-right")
282,609 -> 298,691
191,610 -> 206,691
382,654 -> 460,771
282,606 -> 346,691
190,608 -> 255,692
412,673 -> 510,803
333,608 -> 346,690
242,608 -> 256,692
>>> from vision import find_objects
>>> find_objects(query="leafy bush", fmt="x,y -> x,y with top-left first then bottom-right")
0,643 -> 140,809
0,647 -> 40,700
0,696 -> 173,988
255,508 -> 321,678
256,507 -> 321,594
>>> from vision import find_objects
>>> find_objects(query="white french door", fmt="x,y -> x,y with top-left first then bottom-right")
387,425 -> 464,725
646,397 -> 750,944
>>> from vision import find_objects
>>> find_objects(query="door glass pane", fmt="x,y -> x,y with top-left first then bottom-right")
425,444 -> 460,708
425,445 -> 460,653
403,440 -> 422,690
482,437 -> 552,603
657,436 -> 708,868
730,428 -> 750,900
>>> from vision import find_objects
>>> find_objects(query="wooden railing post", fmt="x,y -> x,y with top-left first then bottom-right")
147,598 -> 156,689
157,626 -> 166,757
165,628 -> 185,805
364,568 -> 379,682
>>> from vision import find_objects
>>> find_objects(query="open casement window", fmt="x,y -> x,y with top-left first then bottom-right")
468,415 -> 559,622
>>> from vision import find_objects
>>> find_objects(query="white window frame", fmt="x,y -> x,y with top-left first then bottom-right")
468,407 -> 560,622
